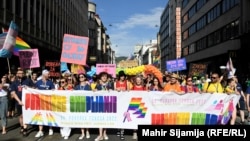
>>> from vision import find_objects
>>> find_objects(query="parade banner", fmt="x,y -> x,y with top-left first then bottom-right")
96,64 -> 116,78
60,34 -> 89,65
22,88 -> 240,129
19,49 -> 40,69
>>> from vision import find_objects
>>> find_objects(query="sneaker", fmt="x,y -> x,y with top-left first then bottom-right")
103,134 -> 109,140
79,134 -> 85,140
94,135 -> 103,141
132,132 -> 137,140
49,129 -> 53,135
64,136 -> 69,140
35,131 -> 44,138
120,130 -> 125,140
86,131 -> 90,139
117,130 -> 120,136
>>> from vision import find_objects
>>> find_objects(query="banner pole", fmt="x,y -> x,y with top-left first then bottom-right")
7,58 -> 11,74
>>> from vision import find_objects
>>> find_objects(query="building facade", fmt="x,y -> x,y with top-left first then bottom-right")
159,0 -> 182,72
0,0 -> 88,73
181,0 -> 250,77
88,2 -> 115,66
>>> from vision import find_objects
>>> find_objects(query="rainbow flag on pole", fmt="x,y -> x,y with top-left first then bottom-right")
153,55 -> 160,65
14,36 -> 31,56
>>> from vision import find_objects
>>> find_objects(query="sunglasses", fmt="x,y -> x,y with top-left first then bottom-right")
187,80 -> 192,82
60,81 -> 65,83
211,77 -> 217,79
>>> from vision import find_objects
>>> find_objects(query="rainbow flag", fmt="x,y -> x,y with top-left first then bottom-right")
14,36 -> 31,56
153,55 -> 160,65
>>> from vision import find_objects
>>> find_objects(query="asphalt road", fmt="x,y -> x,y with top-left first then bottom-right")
1,116 -> 136,141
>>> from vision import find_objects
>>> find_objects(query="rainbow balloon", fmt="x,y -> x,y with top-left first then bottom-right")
14,36 -> 31,56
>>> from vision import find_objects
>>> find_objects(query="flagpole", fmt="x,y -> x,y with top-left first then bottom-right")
7,58 -> 11,74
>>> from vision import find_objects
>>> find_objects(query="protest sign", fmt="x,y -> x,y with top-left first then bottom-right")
19,49 -> 40,69
60,34 -> 89,65
96,64 -> 116,77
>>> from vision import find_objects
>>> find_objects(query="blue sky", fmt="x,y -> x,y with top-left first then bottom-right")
90,0 -> 168,57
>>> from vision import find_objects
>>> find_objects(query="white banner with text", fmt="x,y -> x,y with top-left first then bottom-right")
22,88 -> 240,129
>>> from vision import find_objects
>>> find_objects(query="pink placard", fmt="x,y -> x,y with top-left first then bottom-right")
96,64 -> 116,78
60,34 -> 89,65
19,49 -> 40,69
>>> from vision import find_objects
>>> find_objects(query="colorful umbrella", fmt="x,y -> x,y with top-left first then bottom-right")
14,36 -> 31,56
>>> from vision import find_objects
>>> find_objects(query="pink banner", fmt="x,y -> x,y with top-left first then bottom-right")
60,34 -> 89,65
19,49 -> 40,69
96,64 -> 116,78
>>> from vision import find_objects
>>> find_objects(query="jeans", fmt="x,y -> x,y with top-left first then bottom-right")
0,96 -> 8,127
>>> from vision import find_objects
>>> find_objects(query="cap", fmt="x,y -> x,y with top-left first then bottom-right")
42,69 -> 49,75
171,73 -> 179,79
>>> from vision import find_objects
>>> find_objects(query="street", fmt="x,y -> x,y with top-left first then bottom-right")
1,116 -> 136,141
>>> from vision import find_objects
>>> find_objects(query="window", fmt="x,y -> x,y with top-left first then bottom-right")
196,15 -> 206,31
182,47 -> 189,56
182,30 -> 189,40
182,0 -> 189,8
207,3 -> 221,23
23,0 -> 27,20
196,0 -> 206,10
16,0 -> 21,17
189,43 -> 196,54
196,37 -> 207,51
208,30 -> 221,47
189,24 -> 196,36
182,13 -> 189,24
222,20 -> 239,41
188,5 -> 196,19
222,0 -> 239,13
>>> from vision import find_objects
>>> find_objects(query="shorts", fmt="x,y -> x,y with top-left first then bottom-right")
237,100 -> 246,110
16,104 -> 22,115
246,86 -> 250,94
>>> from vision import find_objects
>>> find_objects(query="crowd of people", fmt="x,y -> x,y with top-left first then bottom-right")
0,67 -> 250,140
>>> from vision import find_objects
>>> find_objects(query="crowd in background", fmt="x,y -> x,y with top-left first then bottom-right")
0,67 -> 250,140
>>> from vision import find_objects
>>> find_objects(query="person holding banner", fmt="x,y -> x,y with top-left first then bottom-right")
94,71 -> 114,141
74,73 -> 91,140
58,77 -> 73,140
114,70 -> 129,140
34,69 -> 55,138
130,75 -> 147,140
9,69 -> 33,137
202,73 -> 224,93
147,76 -> 163,91
224,78 -> 241,125
181,76 -> 200,94
163,73 -> 184,94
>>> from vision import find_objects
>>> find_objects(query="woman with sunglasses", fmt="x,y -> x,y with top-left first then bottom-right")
74,73 -> 91,140
181,76 -> 200,94
58,77 -> 73,140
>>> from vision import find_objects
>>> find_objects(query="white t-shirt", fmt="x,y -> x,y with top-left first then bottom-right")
0,89 -> 7,97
